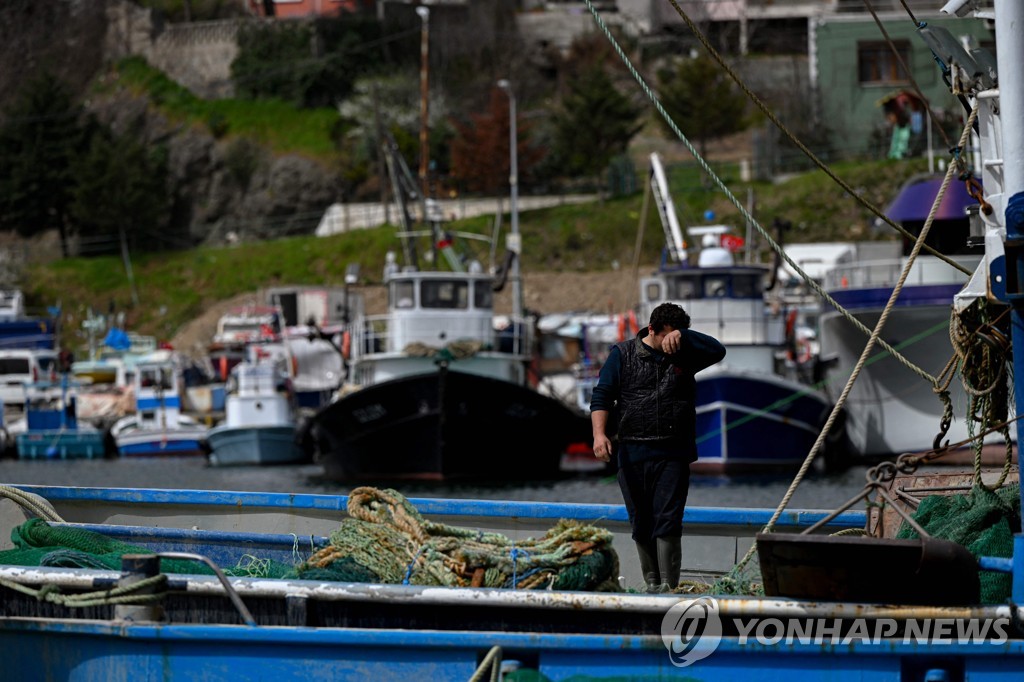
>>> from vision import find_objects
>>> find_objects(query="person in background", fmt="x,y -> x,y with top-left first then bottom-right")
590,302 -> 725,593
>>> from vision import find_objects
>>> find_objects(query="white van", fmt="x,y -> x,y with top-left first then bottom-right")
0,349 -> 58,409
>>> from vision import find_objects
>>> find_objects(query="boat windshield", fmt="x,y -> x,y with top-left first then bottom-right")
667,277 -> 697,300
391,281 -> 415,309
139,367 -> 173,389
473,281 -> 492,309
421,280 -> 469,310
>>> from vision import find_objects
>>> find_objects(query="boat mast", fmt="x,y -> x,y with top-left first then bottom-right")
381,132 -> 422,270
649,152 -> 688,264
992,0 -> 1024,599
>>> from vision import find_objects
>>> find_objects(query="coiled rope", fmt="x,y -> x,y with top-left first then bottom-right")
0,485 -> 65,523
302,487 -> 619,591
950,302 -> 1015,491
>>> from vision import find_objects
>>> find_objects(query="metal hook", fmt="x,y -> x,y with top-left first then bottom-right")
964,176 -> 993,215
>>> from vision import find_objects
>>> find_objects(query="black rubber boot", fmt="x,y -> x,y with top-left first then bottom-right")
656,536 -> 682,593
634,540 -> 660,593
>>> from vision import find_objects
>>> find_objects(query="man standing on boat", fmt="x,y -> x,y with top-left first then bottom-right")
590,302 -> 725,592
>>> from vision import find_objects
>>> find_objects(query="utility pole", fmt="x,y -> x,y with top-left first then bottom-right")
497,79 -> 522,323
416,6 -> 431,200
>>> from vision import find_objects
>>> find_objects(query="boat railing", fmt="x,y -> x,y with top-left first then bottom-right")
235,364 -> 282,396
684,303 -> 787,346
355,314 -> 533,360
825,256 -> 980,290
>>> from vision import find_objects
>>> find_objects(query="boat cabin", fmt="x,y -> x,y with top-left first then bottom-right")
640,264 -> 784,347
212,307 -> 281,346
133,358 -> 184,431
364,270 -> 499,355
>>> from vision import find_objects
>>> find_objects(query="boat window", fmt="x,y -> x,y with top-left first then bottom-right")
645,282 -> 663,303
0,358 -> 30,374
421,280 -> 468,309
473,281 -> 493,309
669,278 -> 697,300
140,368 -> 173,390
392,281 -> 415,309
732,274 -> 760,298
703,276 -> 729,298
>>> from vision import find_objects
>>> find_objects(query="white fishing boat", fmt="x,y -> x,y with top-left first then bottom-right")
634,153 -> 837,472
817,178 -> 990,458
110,352 -> 208,457
206,359 -> 305,466
308,136 -> 588,482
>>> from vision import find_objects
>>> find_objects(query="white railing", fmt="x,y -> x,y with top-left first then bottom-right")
824,256 -> 980,291
354,314 -> 533,361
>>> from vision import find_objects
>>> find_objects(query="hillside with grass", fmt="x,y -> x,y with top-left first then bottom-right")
22,154 -> 933,353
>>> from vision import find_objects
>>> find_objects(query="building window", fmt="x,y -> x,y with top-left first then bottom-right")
858,41 -> 911,85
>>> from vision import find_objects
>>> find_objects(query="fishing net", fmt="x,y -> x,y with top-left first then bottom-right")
0,518 -> 295,578
0,488 -> 619,591
896,483 -> 1020,605
293,487 -> 620,590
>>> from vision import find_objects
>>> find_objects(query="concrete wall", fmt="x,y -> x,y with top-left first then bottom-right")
106,1 -> 243,98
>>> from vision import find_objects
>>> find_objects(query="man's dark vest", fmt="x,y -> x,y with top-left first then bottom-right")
615,334 -> 696,446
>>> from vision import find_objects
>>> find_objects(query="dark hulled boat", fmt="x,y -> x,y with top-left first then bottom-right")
314,366 -> 585,481
310,269 -> 591,481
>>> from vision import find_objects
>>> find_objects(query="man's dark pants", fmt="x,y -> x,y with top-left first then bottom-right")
617,457 -> 690,541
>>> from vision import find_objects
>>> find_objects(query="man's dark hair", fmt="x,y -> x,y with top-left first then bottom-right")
649,302 -> 690,332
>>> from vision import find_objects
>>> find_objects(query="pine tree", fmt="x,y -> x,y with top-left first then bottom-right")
657,55 -> 748,159
550,67 -> 644,193
0,73 -> 85,256
71,128 -> 170,255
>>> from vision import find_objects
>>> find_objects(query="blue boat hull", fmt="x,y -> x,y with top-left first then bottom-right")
16,431 -> 106,459
693,371 -> 832,471
207,425 -> 306,466
0,485 -> 1017,680
117,438 -> 207,458
1,614 -> 1021,681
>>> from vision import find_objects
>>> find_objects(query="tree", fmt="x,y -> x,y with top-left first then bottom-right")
232,16 -> 384,108
656,55 -> 748,158
71,128 -> 170,255
449,88 -> 543,195
0,73 -> 86,256
0,0 -> 106,112
550,67 -> 644,191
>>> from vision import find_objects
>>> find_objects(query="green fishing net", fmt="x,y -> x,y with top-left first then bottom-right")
0,487 -> 620,592
0,518 -> 294,578
896,483 -> 1020,605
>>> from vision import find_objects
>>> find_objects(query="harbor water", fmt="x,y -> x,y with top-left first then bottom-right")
0,456 -> 883,511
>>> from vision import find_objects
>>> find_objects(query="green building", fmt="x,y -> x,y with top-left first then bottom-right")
812,13 -> 995,159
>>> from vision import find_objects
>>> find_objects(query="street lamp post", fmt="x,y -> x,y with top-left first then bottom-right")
497,79 -> 522,324
416,6 -> 430,199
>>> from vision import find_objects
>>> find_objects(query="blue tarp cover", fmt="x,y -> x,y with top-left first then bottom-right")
103,328 -> 131,351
